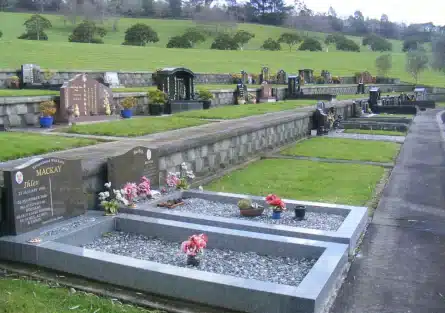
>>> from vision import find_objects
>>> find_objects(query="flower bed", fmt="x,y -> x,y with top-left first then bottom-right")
83,231 -> 317,286
165,198 -> 345,231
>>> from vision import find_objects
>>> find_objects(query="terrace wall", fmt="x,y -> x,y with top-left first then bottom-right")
0,100 -> 357,209
0,84 -> 414,127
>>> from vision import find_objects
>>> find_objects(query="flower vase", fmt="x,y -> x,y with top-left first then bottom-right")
128,203 -> 137,208
294,205 -> 306,220
187,255 -> 200,266
272,211 -> 281,220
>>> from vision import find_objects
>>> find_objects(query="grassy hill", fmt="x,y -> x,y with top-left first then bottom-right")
0,12 -> 443,86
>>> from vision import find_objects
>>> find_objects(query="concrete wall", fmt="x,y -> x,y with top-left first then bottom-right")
0,84 -> 414,127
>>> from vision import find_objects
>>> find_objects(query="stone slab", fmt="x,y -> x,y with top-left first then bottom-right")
0,211 -> 349,313
120,190 -> 368,254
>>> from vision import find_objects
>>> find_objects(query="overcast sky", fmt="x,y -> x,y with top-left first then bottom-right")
300,1 -> 444,25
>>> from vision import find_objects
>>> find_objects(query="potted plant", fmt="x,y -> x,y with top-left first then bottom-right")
98,182 -> 128,216
148,89 -> 168,116
294,205 -> 306,220
181,233 -> 208,266
266,194 -> 286,220
237,198 -> 264,217
121,96 -> 136,119
39,100 -> 56,128
166,162 -> 195,191
197,89 -> 214,110
247,93 -> 257,104
7,76 -> 20,89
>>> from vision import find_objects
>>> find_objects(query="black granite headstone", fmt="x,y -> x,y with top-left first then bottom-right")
107,146 -> 159,190
1,157 -> 85,235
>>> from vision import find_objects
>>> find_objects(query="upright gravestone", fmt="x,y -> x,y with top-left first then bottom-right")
21,64 -> 42,86
260,67 -> 269,83
59,73 -> 114,123
104,72 -> 122,88
276,70 -> 287,85
240,71 -> 248,85
107,146 -> 159,190
259,82 -> 276,103
1,157 -> 85,235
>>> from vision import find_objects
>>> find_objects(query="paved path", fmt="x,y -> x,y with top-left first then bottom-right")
330,109 -> 445,313
327,131 -> 405,143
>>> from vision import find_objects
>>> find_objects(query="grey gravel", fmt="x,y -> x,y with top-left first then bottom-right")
171,198 -> 345,231
83,231 -> 317,286
39,216 -> 98,238
327,131 -> 405,143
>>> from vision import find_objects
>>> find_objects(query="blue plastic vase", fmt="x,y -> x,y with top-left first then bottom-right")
121,109 -> 133,119
271,211 -> 281,220
39,116 -> 53,128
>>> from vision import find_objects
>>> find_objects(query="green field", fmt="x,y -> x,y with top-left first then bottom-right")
280,137 -> 401,163
0,12 -> 444,86
0,132 -> 98,161
205,159 -> 385,205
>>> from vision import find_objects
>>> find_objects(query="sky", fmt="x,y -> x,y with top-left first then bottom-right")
301,0 -> 445,25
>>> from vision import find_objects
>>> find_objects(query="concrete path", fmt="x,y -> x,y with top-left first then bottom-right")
327,131 -> 406,143
330,109 -> 445,313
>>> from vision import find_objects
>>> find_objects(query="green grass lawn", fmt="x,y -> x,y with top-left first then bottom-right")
0,13 -> 443,86
280,137 -> 401,163
64,116 -> 208,137
0,277 -> 160,313
343,129 -> 407,136
0,132 -> 98,161
176,100 -> 316,119
205,159 -> 385,205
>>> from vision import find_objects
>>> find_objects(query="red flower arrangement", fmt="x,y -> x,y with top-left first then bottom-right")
181,234 -> 208,256
266,194 -> 286,212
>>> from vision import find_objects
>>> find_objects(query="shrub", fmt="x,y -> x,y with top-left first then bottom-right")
331,76 -> 341,84
182,27 -> 206,47
403,38 -> 419,52
121,97 -> 137,109
299,38 -> 322,51
0,30 -> 2,38
233,30 -> 255,49
148,89 -> 168,104
362,34 -> 392,51
39,100 -> 56,117
315,76 -> 326,84
68,20 -> 106,44
18,31 -> 48,40
166,35 -> 192,48
18,14 -> 52,41
122,23 -> 159,46
278,32 -> 301,51
336,38 -> 360,52
210,33 -> 238,50
197,89 -> 214,101
324,33 -> 345,45
261,38 -> 281,51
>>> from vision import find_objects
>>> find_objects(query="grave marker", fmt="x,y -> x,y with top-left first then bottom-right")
104,72 -> 122,88
1,157 -> 85,235
107,146 -> 159,190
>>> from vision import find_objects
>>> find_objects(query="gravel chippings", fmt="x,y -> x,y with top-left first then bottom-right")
83,232 -> 317,286
169,198 -> 345,231
39,216 -> 98,238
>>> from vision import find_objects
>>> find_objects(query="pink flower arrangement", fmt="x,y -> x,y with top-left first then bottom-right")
123,182 -> 138,204
181,234 -> 208,256
137,176 -> 151,197
265,194 -> 286,212
166,173 -> 181,188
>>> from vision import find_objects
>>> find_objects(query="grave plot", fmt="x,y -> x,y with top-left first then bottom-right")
0,212 -> 349,313
123,189 -> 367,253
280,137 -> 401,163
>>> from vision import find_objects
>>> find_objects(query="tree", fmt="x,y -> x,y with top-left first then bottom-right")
122,23 -> 159,46
210,33 -> 238,50
168,0 -> 182,17
336,38 -> 360,52
68,20 -> 107,44
182,28 -> 206,47
0,30 -> 2,39
432,36 -> 445,73
233,30 -> 255,49
278,32 -> 301,51
362,34 -> 392,52
166,35 -> 192,48
261,38 -> 281,50
298,38 -> 322,51
406,49 -> 429,83
403,38 -> 419,52
375,54 -> 392,77
18,14 -> 52,41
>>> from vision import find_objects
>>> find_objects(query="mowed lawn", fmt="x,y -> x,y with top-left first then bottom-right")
65,116 -> 208,137
0,276 -> 161,313
0,132 -> 98,161
280,137 -> 401,163
176,100 -> 316,119
343,129 -> 407,136
205,159 -> 385,205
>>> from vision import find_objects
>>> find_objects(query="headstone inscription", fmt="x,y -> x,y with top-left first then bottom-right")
59,74 -> 114,123
107,146 -> 160,190
1,157 -> 85,235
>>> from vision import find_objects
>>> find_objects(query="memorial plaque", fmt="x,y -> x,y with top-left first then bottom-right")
59,74 -> 114,122
107,146 -> 159,190
104,72 -> 121,88
1,157 -> 85,235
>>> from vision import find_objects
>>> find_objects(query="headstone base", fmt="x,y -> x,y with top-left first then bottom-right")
259,98 -> 276,103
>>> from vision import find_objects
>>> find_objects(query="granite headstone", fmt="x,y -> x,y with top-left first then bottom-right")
1,157 -> 85,235
21,64 -> 42,85
104,72 -> 122,88
107,146 -> 159,190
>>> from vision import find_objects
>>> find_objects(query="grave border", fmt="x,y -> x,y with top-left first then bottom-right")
120,190 -> 368,254
0,212 -> 349,313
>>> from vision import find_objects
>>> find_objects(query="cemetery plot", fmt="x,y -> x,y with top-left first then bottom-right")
343,129 -> 406,136
280,137 -> 401,163
0,132 -> 98,162
64,116 -> 208,137
0,212 -> 349,313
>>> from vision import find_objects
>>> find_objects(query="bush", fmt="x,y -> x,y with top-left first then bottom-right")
261,38 -> 281,51
69,20 -> 106,44
336,38 -> 360,52
121,97 -> 137,109
278,32 -> 301,51
166,35 -> 192,48
18,30 -> 48,41
182,28 -> 206,47
233,30 -> 255,49
331,76 -> 341,84
324,33 -> 345,45
148,89 -> 168,104
403,38 -> 419,52
210,33 -> 238,50
362,34 -> 392,52
122,23 -> 159,46
18,14 -> 52,41
39,100 -> 56,117
0,30 -> 2,38
299,38 -> 322,51
315,76 -> 326,84
197,89 -> 214,101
